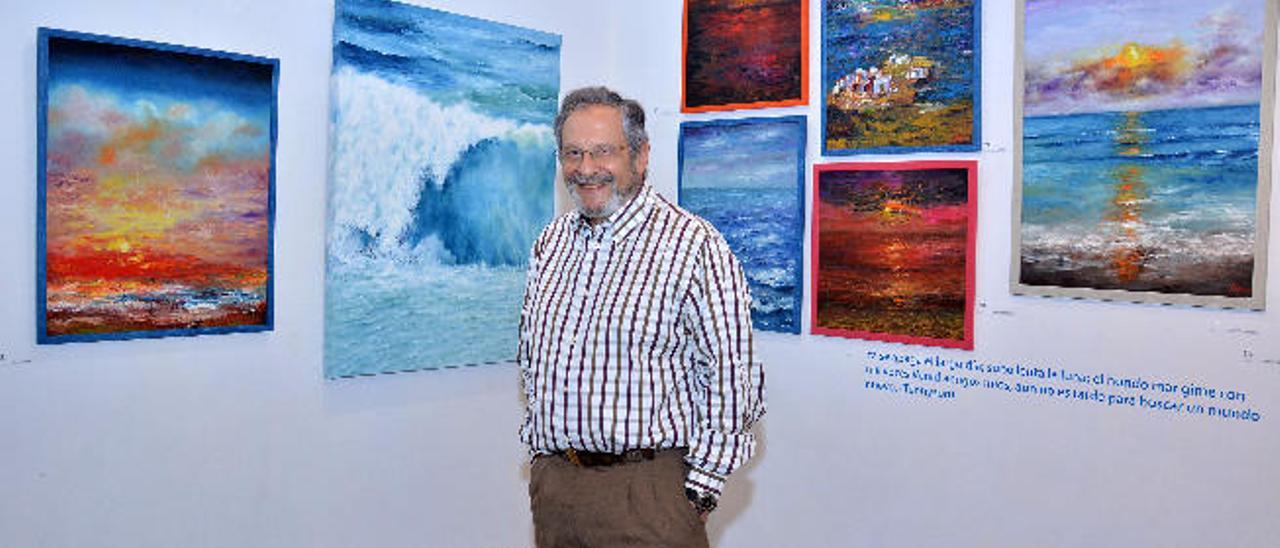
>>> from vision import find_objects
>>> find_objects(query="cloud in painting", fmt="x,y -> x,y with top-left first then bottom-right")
1025,6 -> 1263,115
45,83 -> 271,273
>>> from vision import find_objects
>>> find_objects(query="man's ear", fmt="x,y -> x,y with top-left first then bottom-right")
632,141 -> 651,178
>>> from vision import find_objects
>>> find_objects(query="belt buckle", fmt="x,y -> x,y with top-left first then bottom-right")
564,448 -> 584,467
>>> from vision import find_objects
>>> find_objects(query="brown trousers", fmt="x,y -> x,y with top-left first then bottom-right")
529,449 -> 710,548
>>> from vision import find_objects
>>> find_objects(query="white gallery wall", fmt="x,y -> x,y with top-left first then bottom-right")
1,1 -> 1278,547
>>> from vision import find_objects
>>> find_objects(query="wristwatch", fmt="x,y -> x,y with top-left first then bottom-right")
685,487 -> 718,514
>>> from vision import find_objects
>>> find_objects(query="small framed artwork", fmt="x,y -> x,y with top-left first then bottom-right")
679,116 -> 807,334
812,161 -> 976,350
822,0 -> 981,154
682,0 -> 808,113
37,28 -> 278,343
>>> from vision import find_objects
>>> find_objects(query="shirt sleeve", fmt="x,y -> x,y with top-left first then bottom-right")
517,238 -> 541,457
682,228 -> 767,500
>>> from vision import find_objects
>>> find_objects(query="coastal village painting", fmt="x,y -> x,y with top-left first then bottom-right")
38,29 -> 277,343
823,0 -> 979,153
1015,0 -> 1273,308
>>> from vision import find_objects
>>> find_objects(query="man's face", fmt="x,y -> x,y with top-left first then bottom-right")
559,105 -> 649,222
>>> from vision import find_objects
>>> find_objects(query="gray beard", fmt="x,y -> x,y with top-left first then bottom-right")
566,171 -> 636,220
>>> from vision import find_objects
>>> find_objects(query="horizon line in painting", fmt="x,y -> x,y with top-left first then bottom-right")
683,0 -> 809,113
324,0 -> 560,378
1014,0 -> 1274,309
822,0 -> 981,154
679,116 -> 807,334
812,161 -> 976,350
37,28 -> 277,344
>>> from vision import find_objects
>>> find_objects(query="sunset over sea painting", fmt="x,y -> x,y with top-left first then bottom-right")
813,162 -> 975,349
1017,0 -> 1273,308
683,0 -> 808,112
38,29 -> 277,343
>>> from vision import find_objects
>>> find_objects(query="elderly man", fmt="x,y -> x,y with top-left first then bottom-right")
518,86 -> 766,547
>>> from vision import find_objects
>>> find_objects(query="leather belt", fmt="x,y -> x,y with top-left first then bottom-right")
556,448 -> 657,467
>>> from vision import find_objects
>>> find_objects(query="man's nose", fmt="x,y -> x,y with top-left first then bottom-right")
578,151 -> 603,172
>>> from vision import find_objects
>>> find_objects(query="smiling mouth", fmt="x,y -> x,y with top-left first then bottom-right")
569,172 -> 614,188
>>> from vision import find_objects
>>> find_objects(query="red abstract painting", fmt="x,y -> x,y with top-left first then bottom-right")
682,0 -> 808,112
812,161 -> 976,349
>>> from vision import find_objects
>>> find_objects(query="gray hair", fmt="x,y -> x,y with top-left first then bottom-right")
553,86 -> 648,155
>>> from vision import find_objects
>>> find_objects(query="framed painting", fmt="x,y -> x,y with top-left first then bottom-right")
812,161 -> 976,350
37,28 -> 277,344
822,0 -> 981,154
1013,0 -> 1275,309
325,0 -> 560,378
682,0 -> 809,113
679,116 -> 807,334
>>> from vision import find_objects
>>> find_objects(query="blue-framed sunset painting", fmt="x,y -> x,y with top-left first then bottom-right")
1014,0 -> 1275,308
325,0 -> 561,377
822,0 -> 981,154
679,116 -> 806,334
37,28 -> 277,343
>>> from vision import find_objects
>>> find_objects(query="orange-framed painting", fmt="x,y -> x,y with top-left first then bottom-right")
682,0 -> 809,113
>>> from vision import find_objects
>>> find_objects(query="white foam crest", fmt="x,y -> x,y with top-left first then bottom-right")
748,267 -> 793,288
328,67 -> 551,256
1022,223 -> 1255,258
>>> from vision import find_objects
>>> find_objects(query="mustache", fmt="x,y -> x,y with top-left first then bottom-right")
567,172 -> 615,187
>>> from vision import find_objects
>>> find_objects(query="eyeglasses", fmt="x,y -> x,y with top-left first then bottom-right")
559,143 -> 626,165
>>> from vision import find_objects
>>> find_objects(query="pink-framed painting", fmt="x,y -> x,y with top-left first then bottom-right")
812,160 -> 976,349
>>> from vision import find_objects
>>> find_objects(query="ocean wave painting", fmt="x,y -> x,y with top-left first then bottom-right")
325,0 -> 560,378
678,116 -> 806,334
1016,0 -> 1273,308
37,29 -> 277,343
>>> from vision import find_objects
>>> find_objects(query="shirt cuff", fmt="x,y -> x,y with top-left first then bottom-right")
684,465 -> 726,499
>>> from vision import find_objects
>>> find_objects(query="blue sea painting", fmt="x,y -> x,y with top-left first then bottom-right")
1019,0 -> 1270,306
679,116 -> 806,333
325,0 -> 560,377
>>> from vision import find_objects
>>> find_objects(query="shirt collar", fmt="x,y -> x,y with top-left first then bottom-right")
573,184 -> 654,242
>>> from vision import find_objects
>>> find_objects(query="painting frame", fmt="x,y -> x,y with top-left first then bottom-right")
36,27 -> 278,344
1010,0 -> 1275,310
677,115 -> 807,334
811,160 -> 976,350
681,0 -> 810,113
820,0 -> 982,155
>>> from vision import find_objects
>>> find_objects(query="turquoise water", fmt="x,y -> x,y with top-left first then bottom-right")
324,0 -> 558,377
1020,104 -> 1260,295
324,262 -> 524,377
